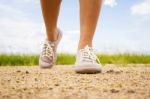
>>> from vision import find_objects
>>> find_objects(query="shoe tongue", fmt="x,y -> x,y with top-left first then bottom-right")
85,45 -> 93,50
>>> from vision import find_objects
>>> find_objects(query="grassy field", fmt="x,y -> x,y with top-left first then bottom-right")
0,53 -> 150,66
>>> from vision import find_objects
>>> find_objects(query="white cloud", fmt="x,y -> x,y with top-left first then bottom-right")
104,0 -> 117,7
22,0 -> 39,4
0,3 -> 44,54
0,19 -> 44,54
0,2 -> 78,54
131,0 -> 150,16
58,34 -> 78,53
95,39 -> 150,54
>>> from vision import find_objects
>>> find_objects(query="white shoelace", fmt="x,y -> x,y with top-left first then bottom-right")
42,41 -> 54,59
80,46 -> 100,64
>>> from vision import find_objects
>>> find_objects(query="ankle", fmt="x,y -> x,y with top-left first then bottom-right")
78,42 -> 92,50
46,28 -> 58,42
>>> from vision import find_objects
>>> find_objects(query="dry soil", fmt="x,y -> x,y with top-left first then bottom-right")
0,64 -> 150,99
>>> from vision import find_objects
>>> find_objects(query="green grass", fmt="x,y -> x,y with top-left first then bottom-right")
98,54 -> 150,64
0,54 -> 39,66
0,53 -> 150,66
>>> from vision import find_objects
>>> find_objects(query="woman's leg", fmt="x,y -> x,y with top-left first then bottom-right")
40,0 -> 62,41
75,0 -> 102,73
39,0 -> 62,68
78,0 -> 102,49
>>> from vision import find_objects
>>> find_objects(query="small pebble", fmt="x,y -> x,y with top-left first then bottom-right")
25,71 -> 29,74
16,70 -> 21,73
55,84 -> 59,86
127,90 -> 135,93
107,70 -> 114,73
110,89 -> 119,93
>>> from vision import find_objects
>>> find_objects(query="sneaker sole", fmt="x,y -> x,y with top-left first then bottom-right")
74,65 -> 101,74
39,60 -> 53,68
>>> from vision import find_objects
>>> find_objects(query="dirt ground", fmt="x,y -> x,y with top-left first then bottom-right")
0,64 -> 150,99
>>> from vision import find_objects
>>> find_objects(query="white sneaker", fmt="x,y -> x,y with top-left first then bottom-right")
75,45 -> 102,73
39,29 -> 62,68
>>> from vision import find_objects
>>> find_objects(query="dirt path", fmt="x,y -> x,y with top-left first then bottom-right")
0,64 -> 150,99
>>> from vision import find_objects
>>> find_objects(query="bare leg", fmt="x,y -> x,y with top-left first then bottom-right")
40,0 -> 62,41
78,0 -> 102,50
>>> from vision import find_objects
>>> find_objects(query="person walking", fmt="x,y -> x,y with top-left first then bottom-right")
39,0 -> 103,74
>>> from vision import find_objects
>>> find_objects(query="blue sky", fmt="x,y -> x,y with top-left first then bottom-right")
0,0 -> 150,54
